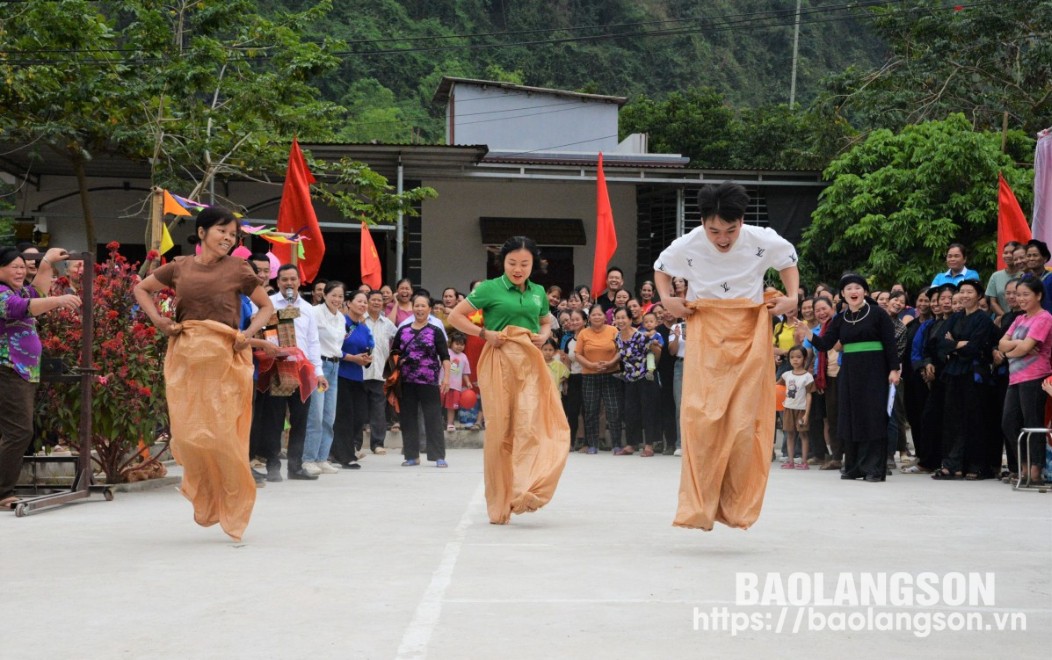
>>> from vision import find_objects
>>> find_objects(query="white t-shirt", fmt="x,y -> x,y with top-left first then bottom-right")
654,223 -> 798,303
781,370 -> 814,411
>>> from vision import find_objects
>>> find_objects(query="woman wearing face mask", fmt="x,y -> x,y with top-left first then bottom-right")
803,275 -> 900,482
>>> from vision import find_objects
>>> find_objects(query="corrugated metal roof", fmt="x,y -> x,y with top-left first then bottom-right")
433,76 -> 627,107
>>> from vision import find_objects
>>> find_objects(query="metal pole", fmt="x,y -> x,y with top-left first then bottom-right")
77,251 -> 94,488
789,0 -> 802,108
676,188 -> 686,238
395,157 -> 404,281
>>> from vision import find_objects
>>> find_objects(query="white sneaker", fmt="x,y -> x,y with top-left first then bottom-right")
316,461 -> 340,474
301,462 -> 322,476
673,448 -> 682,457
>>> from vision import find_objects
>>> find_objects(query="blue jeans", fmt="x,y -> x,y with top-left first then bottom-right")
303,360 -> 339,463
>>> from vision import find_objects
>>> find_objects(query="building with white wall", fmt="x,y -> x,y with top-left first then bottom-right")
1,78 -> 825,297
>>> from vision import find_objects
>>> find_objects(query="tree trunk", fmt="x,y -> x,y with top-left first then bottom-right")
71,152 -> 96,250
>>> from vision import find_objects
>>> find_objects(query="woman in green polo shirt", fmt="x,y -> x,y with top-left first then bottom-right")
447,236 -> 569,524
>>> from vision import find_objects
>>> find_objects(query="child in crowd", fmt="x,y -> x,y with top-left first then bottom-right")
641,311 -> 664,381
543,339 -> 570,396
780,345 -> 814,470
444,333 -> 472,431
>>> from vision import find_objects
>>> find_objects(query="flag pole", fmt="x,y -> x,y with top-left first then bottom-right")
149,186 -> 164,252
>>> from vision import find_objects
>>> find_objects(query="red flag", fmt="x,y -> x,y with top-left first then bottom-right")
997,172 -> 1030,268
274,139 -> 325,283
360,221 -> 382,290
591,152 -> 617,297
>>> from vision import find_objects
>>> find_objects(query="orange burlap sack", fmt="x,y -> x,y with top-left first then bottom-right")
165,321 -> 256,541
477,326 -> 569,524
674,298 -> 775,531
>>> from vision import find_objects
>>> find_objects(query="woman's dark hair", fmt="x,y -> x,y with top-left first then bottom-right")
188,206 -> 238,245
395,277 -> 413,289
888,290 -> 906,302
569,309 -> 587,324
698,182 -> 750,223
499,235 -> 541,263
812,295 -> 834,310
442,286 -> 457,297
586,303 -> 606,320
576,284 -> 591,295
916,285 -> 931,300
612,305 -> 630,319
787,345 -> 807,360
546,284 -> 562,296
639,280 -> 658,300
410,291 -> 432,306
1016,277 -> 1044,300
0,246 -> 26,269
345,289 -> 368,305
324,280 -> 346,296
1027,239 -> 1051,261
958,279 -> 983,297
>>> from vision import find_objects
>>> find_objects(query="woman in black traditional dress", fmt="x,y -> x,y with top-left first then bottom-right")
803,274 -> 900,482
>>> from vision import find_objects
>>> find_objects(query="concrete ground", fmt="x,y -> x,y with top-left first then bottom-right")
3,448 -> 1050,659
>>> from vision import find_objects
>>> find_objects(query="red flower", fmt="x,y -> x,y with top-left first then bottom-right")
146,250 -> 159,261
954,4 -> 963,10
106,241 -> 120,251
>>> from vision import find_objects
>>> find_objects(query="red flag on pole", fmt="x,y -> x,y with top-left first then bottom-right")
591,152 -> 617,297
997,172 -> 1030,269
360,221 -> 382,290
274,138 -> 325,283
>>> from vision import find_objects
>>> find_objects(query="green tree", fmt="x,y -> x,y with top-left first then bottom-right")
816,0 -> 1052,136
799,114 -> 1034,291
0,0 -> 346,246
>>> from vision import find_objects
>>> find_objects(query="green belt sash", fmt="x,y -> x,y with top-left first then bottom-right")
841,341 -> 883,353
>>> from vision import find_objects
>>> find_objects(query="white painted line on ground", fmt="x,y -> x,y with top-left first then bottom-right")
396,480 -> 486,660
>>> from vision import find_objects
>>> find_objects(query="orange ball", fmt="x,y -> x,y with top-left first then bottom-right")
459,389 -> 478,410
774,384 -> 786,412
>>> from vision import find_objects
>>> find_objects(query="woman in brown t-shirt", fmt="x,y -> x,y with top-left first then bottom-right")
574,304 -> 622,454
134,208 -> 273,542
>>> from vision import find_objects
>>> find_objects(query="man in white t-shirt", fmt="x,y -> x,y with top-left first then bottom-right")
653,183 -> 800,532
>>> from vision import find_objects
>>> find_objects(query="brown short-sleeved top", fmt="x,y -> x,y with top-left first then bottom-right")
152,256 -> 258,329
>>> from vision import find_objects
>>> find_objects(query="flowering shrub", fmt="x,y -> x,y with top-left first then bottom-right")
34,242 -> 172,484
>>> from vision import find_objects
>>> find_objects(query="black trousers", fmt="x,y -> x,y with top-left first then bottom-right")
332,377 -> 368,465
657,369 -> 678,449
363,379 -> 388,449
401,382 -> 445,461
563,374 -> 583,447
0,367 -> 37,500
942,373 -> 988,474
255,387 -> 310,474
844,438 -> 886,480
1002,378 -> 1047,473
917,378 -> 945,471
623,378 -> 661,448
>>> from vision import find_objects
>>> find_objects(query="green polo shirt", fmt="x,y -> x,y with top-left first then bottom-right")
466,274 -> 548,333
